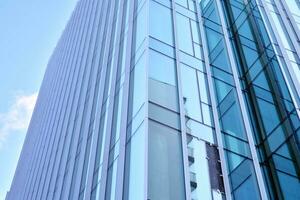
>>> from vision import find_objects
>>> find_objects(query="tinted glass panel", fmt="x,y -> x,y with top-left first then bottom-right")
150,1 -> 174,45
180,64 -> 202,121
148,121 -> 185,200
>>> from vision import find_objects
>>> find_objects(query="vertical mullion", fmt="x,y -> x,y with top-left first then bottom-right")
171,1 -> 192,200
261,0 -> 300,117
42,2 -> 85,198
34,6 -> 82,199
113,0 -> 137,199
53,0 -> 93,197
195,1 -> 233,200
80,0 -> 111,198
280,0 -> 300,42
23,18 -> 70,200
214,0 -> 268,199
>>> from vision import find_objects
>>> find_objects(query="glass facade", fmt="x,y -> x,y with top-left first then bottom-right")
7,0 -> 300,200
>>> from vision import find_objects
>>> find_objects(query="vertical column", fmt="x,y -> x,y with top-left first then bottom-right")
171,0 -> 192,199
214,0 -> 268,198
195,1 -> 232,199
257,0 -> 300,118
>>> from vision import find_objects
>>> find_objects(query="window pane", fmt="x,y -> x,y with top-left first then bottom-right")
149,50 -> 176,86
149,102 -> 181,130
220,103 -> 247,140
148,50 -> 179,111
149,78 -> 179,111
197,71 -> 209,103
134,3 -> 147,51
233,176 -> 261,200
148,121 -> 185,200
176,13 -> 194,55
123,124 -> 146,200
129,53 -> 146,117
150,0 -> 174,45
181,64 -> 202,121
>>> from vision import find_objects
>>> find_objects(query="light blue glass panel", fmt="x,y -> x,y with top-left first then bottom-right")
186,118 -> 214,143
176,13 -> 194,55
134,3 -> 147,51
180,64 -> 202,122
148,49 -> 179,112
197,71 -> 209,104
148,121 -> 185,200
149,79 -> 179,111
191,19 -> 200,44
149,0 -> 174,45
221,103 -> 247,140
233,176 -> 261,200
105,159 -> 118,200
149,50 -> 176,86
130,53 -> 146,117
176,0 -> 188,8
123,124 -> 146,200
201,103 -> 212,126
149,102 -> 181,130
278,171 -> 300,200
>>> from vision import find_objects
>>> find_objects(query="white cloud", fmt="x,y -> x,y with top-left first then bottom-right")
0,92 -> 38,148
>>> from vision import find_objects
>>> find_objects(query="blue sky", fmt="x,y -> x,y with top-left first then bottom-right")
0,0 -> 78,199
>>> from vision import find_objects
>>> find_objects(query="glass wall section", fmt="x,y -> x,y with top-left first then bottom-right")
123,51 -> 147,200
200,0 -> 262,199
90,0 -> 134,199
147,2 -> 190,199
175,1 -> 222,199
175,0 -> 204,66
221,0 -> 300,199
123,0 -> 147,199
123,123 -> 146,200
180,63 -> 215,143
149,50 -> 178,111
264,0 -> 300,89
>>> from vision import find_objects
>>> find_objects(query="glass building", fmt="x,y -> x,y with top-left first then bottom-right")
6,0 -> 300,199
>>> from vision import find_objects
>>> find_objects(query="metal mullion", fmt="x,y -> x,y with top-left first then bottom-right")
32,8 -> 80,200
80,0 -> 111,198
171,0 -> 192,199
76,0 -> 111,197
96,0 -> 125,198
196,1 -> 232,200
52,0 -> 94,198
45,1 -> 87,198
112,0 -> 138,198
260,0 -> 300,117
40,3 -> 83,199
28,29 -> 71,200
63,0 -> 110,197
41,2 -> 85,195
280,0 -> 300,43
58,0 -> 98,198
273,0 -> 300,58
214,0 -> 268,199
252,1 -> 300,182
12,41 -> 55,199
23,25 -> 69,200
67,0 -> 105,198
14,55 -> 53,199
87,0 -> 125,199
245,1 -> 300,192
38,5 -> 83,199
